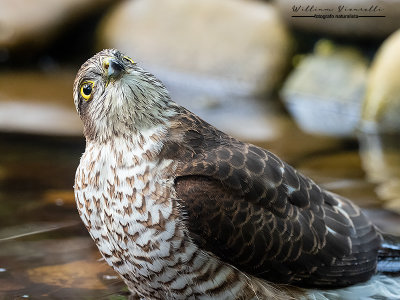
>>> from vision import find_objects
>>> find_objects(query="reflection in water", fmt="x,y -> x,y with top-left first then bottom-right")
358,131 -> 400,212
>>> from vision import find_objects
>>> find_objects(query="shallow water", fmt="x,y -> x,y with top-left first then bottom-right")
0,114 -> 399,299
0,134 -> 126,299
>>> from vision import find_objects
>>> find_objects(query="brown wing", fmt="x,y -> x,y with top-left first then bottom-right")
163,109 -> 382,288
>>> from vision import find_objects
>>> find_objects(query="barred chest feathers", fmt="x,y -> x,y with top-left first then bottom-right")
74,125 -> 263,300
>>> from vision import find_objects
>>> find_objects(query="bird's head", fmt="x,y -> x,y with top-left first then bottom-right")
73,49 -> 176,142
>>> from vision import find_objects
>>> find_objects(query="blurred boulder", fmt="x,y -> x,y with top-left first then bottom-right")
0,71 -> 81,136
362,29 -> 400,133
281,40 -> 368,137
276,0 -> 400,39
0,0 -> 114,54
97,0 -> 292,96
358,30 -> 400,212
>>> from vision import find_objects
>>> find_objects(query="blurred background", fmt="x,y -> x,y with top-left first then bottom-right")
0,0 -> 399,298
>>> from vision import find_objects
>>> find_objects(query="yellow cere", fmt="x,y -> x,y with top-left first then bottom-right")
123,55 -> 135,64
80,81 -> 95,101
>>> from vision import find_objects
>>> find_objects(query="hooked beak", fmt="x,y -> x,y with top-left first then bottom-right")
103,57 -> 125,84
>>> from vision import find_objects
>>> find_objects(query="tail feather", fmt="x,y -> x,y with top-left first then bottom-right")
377,233 -> 400,274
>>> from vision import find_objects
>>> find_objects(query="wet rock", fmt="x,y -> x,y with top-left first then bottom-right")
358,132 -> 400,212
358,30 -> 400,212
281,40 -> 368,137
0,0 -> 114,52
97,0 -> 292,96
0,70 -> 81,136
27,260 -> 110,289
362,29 -> 400,133
276,0 -> 400,39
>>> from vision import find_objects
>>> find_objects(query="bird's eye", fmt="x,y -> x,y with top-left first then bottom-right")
80,81 -> 94,101
123,55 -> 135,64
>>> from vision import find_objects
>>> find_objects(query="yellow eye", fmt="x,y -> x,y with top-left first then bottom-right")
123,55 -> 135,64
80,81 -> 94,101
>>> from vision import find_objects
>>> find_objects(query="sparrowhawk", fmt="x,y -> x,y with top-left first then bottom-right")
73,49 -> 400,300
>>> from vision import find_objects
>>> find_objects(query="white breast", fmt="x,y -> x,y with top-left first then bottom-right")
74,127 -> 198,298
74,127 -> 299,300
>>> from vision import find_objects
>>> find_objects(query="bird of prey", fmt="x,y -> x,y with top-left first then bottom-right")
73,49 -> 400,300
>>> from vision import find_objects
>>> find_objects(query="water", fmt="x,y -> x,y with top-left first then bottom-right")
0,134 -> 126,299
